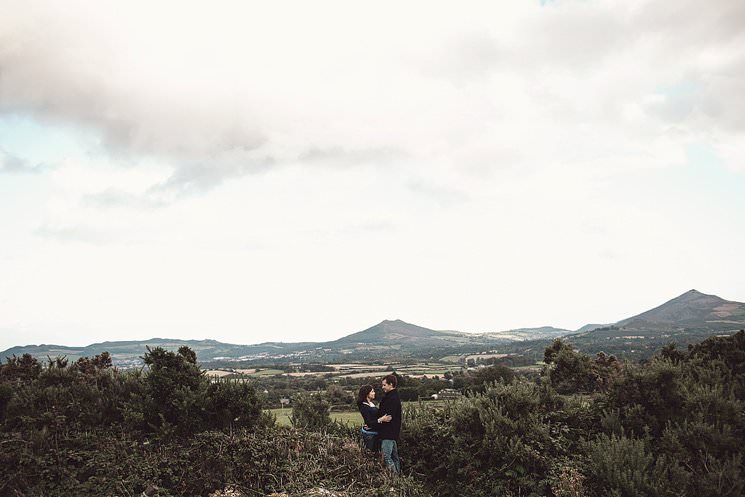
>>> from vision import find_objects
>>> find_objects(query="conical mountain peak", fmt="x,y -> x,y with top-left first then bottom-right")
617,289 -> 740,329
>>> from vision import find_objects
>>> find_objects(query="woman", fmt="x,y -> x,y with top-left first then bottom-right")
356,384 -> 390,451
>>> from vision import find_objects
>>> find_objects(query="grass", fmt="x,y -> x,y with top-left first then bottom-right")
439,355 -> 463,363
248,368 -> 285,376
267,399 -> 450,427
268,407 -> 363,427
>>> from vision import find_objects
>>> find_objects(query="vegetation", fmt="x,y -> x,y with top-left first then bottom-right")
398,330 -> 745,496
0,347 -> 424,496
2,330 -> 744,496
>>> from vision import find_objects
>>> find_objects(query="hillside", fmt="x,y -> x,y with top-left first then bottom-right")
564,289 -> 745,358
575,323 -> 611,333
484,326 -> 571,341
330,319 -> 474,347
0,338 -> 316,368
3,289 -> 744,365
617,289 -> 745,331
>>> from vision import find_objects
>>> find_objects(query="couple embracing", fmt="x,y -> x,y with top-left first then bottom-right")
356,374 -> 402,474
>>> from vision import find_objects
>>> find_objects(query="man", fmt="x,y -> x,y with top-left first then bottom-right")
376,374 -> 402,474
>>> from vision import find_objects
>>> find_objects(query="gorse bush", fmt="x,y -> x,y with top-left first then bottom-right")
583,434 -> 656,497
544,339 -> 623,394
401,380 -> 575,496
397,331 -> 745,497
290,392 -> 332,431
0,426 -> 427,496
1,347 -> 265,440
0,347 -> 424,496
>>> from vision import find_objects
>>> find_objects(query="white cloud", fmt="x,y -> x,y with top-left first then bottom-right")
0,0 -> 741,188
0,147 -> 46,173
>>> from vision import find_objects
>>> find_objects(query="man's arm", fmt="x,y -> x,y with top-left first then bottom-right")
376,397 -> 392,424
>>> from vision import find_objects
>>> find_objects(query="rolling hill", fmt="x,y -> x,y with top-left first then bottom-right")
484,326 -> 572,341
3,289 -> 744,365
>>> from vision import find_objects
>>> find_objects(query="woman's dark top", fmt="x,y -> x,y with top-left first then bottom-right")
358,402 -> 380,431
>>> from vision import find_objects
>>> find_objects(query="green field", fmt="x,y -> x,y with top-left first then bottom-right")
268,407 -> 363,427
439,355 -> 462,363
268,400 -> 450,427
249,368 -> 285,376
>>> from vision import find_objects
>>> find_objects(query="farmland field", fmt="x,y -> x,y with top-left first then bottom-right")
207,362 -> 460,380
268,407 -> 363,427
268,400 -> 450,427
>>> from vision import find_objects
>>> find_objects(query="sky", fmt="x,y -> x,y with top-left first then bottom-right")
1,0 -> 744,351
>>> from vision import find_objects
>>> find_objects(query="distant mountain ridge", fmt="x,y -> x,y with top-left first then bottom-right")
574,323 -> 611,334
564,289 -> 745,358
617,289 -> 745,330
2,289 -> 744,364
331,319 -> 472,347
484,326 -> 572,341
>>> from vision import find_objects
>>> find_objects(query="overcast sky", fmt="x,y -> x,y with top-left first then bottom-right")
1,0 -> 744,351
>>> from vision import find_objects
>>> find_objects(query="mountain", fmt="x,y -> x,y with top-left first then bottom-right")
0,320 -> 517,366
0,338 -> 317,368
617,289 -> 745,331
3,290 -> 744,365
331,319 -> 474,347
565,289 -> 745,359
575,323 -> 611,333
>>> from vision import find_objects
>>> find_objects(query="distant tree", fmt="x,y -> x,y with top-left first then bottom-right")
398,387 -> 420,401
473,364 -> 515,386
324,383 -> 352,406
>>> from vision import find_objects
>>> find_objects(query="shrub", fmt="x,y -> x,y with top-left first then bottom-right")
290,393 -> 331,431
401,380 -> 563,496
583,434 -> 655,497
0,426 -> 428,496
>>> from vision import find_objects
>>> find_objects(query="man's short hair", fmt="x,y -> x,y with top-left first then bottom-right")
383,374 -> 397,388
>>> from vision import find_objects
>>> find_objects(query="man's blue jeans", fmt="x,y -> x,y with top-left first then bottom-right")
381,439 -> 401,474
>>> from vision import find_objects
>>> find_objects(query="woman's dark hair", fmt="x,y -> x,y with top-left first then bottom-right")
357,384 -> 374,409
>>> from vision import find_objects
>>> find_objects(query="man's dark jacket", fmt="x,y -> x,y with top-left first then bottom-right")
377,388 -> 402,441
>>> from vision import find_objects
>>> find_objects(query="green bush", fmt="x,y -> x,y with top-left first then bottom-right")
2,332 -> 745,497
290,392 -> 331,431
401,381 -> 568,496
0,426 -> 427,496
583,434 -> 656,497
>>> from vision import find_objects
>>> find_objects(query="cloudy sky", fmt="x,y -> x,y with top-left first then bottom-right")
1,0 -> 744,351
